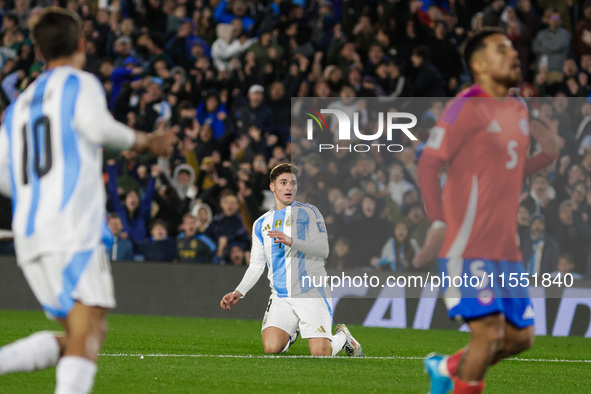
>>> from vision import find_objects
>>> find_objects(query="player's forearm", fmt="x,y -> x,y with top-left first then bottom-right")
291,237 -> 329,259
90,116 -> 136,151
235,263 -> 265,297
524,152 -> 558,176
418,154 -> 446,223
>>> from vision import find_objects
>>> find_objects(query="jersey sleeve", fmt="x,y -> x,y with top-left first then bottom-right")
73,73 -> 136,150
422,98 -> 476,162
291,205 -> 329,259
235,218 -> 266,296
0,126 -> 10,197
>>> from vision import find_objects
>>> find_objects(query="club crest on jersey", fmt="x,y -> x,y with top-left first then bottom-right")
519,118 -> 529,136
477,289 -> 495,306
285,215 -> 292,227
274,219 -> 283,229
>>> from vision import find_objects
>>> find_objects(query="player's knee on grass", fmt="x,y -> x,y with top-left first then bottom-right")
262,327 -> 291,354
263,341 -> 288,354
308,338 -> 331,356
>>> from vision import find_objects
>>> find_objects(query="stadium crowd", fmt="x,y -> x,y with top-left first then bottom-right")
0,0 -> 591,278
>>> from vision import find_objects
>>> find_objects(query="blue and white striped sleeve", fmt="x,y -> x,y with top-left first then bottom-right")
291,204 -> 329,259
73,72 -> 135,150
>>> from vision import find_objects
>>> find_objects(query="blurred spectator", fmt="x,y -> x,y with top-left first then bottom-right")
109,56 -> 143,110
140,219 -> 178,262
327,237 -> 352,270
551,253 -> 583,279
234,84 -> 274,135
371,221 -> 418,271
211,22 -> 255,72
522,173 -> 558,225
405,202 -> 430,255
107,160 -> 158,246
196,155 -> 233,207
205,193 -> 250,264
532,10 -> 570,84
327,86 -> 368,138
228,244 -> 248,266
429,21 -> 462,95
177,213 -> 217,264
410,46 -> 445,97
245,28 -> 284,71
520,213 -> 560,275
548,200 -> 588,272
573,2 -> 591,59
214,0 -> 254,32
197,89 -> 228,139
106,213 -> 134,261
344,195 -> 391,268
166,18 -> 212,70
387,162 -> 416,206
191,203 -> 214,233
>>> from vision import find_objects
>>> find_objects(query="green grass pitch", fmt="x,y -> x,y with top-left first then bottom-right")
0,310 -> 589,393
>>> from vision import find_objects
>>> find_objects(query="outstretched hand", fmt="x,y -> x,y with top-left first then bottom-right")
220,291 -> 242,310
147,130 -> 178,157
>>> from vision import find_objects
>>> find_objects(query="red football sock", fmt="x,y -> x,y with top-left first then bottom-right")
446,349 -> 464,377
453,378 -> 485,394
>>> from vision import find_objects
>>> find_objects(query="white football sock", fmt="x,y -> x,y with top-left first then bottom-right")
0,331 -> 60,374
55,356 -> 97,394
331,331 -> 347,356
280,340 -> 290,353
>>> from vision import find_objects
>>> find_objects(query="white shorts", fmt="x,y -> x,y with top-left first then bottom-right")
20,246 -> 116,319
262,292 -> 334,339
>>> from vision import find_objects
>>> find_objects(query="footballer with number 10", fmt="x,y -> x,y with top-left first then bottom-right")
0,8 -> 175,394
221,163 -> 363,357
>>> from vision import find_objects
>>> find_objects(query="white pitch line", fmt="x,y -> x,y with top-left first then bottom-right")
99,353 -> 591,363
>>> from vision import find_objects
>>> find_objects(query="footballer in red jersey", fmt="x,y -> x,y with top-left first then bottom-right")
415,28 -> 559,394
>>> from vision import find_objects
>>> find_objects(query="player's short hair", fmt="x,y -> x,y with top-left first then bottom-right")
31,7 -> 82,62
461,27 -> 505,81
270,163 -> 299,183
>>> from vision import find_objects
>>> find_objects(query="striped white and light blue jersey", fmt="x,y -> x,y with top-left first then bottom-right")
236,202 -> 329,298
0,66 -> 136,262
